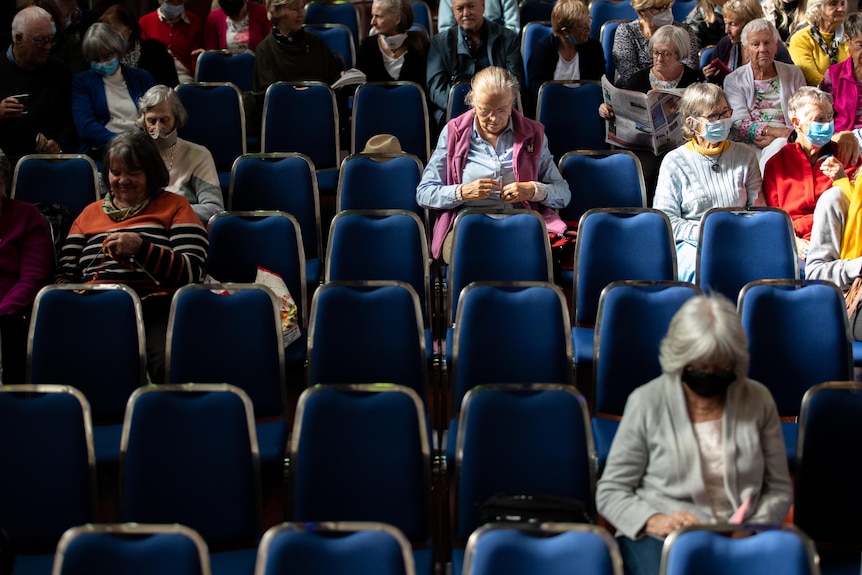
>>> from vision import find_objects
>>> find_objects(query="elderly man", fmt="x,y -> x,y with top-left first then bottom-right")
437,0 -> 520,34
0,6 -> 76,166
426,0 -> 523,130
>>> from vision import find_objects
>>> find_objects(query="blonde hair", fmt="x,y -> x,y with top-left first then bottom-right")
466,66 -> 519,106
723,0 -> 764,24
267,0 -> 302,18
551,0 -> 590,36
631,0 -> 671,14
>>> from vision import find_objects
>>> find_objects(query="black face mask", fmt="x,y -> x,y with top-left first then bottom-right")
219,0 -> 245,16
681,367 -> 736,398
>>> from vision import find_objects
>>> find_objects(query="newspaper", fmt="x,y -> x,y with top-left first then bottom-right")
601,75 -> 686,155
331,68 -> 367,90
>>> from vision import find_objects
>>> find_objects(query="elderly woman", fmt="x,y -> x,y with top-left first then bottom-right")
55,130 -> 208,382
355,0 -> 429,85
253,0 -> 341,91
702,0 -> 794,83
653,82 -> 764,282
135,85 -> 224,224
416,66 -> 570,264
72,23 -> 155,160
820,12 -> 862,131
789,0 -> 848,86
527,0 -> 606,95
597,293 -> 793,575
764,87 -> 855,259
204,0 -> 271,52
613,0 -> 700,87
0,148 -> 53,385
723,19 -> 805,161
99,4 -> 180,88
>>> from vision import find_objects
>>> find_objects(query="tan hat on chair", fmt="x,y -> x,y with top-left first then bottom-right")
362,134 -> 403,160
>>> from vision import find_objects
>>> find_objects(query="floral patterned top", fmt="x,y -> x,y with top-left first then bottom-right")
732,76 -> 787,143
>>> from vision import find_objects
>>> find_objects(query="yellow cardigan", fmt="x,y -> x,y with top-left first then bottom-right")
788,25 -> 849,86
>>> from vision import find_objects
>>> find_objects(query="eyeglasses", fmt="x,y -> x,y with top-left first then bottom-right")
652,50 -> 677,59
23,34 -> 54,47
566,18 -> 591,32
475,105 -> 512,118
700,108 -> 733,122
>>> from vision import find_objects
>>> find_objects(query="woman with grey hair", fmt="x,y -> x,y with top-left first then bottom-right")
71,22 -> 156,160
789,0 -> 848,85
416,66 -> 570,263
597,293 -> 792,575
723,19 -> 805,160
820,11 -> 862,131
135,85 -> 223,224
653,82 -> 764,281
355,0 -> 428,85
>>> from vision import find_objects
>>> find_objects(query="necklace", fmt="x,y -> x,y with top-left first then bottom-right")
701,151 -> 722,172
160,145 -> 176,171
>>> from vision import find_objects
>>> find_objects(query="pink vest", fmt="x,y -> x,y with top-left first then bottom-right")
827,57 -> 859,132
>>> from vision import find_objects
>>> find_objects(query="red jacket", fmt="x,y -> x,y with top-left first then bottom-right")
139,9 -> 203,75
204,2 -> 271,52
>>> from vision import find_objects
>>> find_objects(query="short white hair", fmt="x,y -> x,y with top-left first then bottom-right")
740,18 -> 780,45
649,25 -> 691,60
12,6 -> 52,37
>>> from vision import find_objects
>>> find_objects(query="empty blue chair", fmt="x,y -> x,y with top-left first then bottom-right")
660,525 -> 819,575
463,524 -> 623,575
290,384 -> 434,575
739,279 -> 852,468
352,82 -> 430,163
537,81 -> 607,158
11,154 -> 99,216
195,50 -> 254,91
335,154 -> 425,220
304,23 -> 355,69
590,0 -> 636,39
697,207 -> 798,302
28,284 -> 146,467
452,385 -> 596,575
600,20 -> 623,80
0,385 -> 96,575
53,524 -> 212,575
592,281 -> 701,468
227,155 -> 323,290
522,22 -> 553,92
255,522 -> 415,575
304,2 -> 361,49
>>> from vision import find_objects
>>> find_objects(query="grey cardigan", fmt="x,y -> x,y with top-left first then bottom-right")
596,373 -> 792,539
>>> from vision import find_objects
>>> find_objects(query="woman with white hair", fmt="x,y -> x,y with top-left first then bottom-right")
597,293 -> 792,575
72,22 -> 155,160
789,0 -> 848,85
136,85 -> 223,224
723,19 -> 805,158
652,82 -> 764,281
416,66 -> 570,264
620,24 -> 704,92
355,0 -> 428,85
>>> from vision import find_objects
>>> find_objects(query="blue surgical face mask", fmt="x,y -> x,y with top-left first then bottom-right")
565,33 -> 579,45
91,57 -> 119,77
161,2 -> 185,19
693,116 -> 732,143
806,120 -> 834,147
651,8 -> 673,26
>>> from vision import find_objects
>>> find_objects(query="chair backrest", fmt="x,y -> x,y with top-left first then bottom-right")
594,281 -> 701,417
455,385 -> 596,542
537,81 -> 607,158
304,2 -> 361,48
0,385 -> 96,550
796,381 -> 862,545
452,282 -> 573,410
255,522 -> 415,575
195,50 -> 255,91
519,1 -> 554,26
207,210 -> 308,326
699,45 -> 716,69
463,523 -> 623,575
739,280 -> 852,417
166,284 -> 287,419
335,153 -> 425,219
290,385 -> 432,544
53,524 -> 212,575
660,525 -> 819,575
589,0 -> 636,39
261,83 -> 339,171
304,24 -> 356,69
120,384 -> 262,546
28,284 -> 146,422
176,82 -> 246,173
696,207 -> 798,302
447,82 -> 473,122
228,153 -> 322,263
352,82 -> 430,164
411,1 -> 434,34
11,154 -> 99,216
558,150 -> 646,224
522,22 -> 553,92
449,209 -> 553,323
307,281 -> 428,401
574,208 -> 677,326
600,21 -> 623,81
326,210 -> 430,324
672,0 -> 697,21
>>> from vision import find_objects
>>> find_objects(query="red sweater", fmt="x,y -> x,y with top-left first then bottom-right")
139,9 -> 203,75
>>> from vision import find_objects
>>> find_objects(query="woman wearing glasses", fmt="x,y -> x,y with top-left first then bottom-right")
652,82 -> 764,281
613,0 -> 699,86
416,66 -> 570,264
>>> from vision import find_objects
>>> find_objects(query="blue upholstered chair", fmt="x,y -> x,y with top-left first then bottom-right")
11,154 -> 99,216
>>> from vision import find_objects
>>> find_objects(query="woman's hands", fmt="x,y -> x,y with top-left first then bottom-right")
645,511 -> 701,537
501,182 -> 536,203
599,103 -> 615,119
459,179 -> 536,203
820,155 -> 847,181
104,232 -> 143,266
